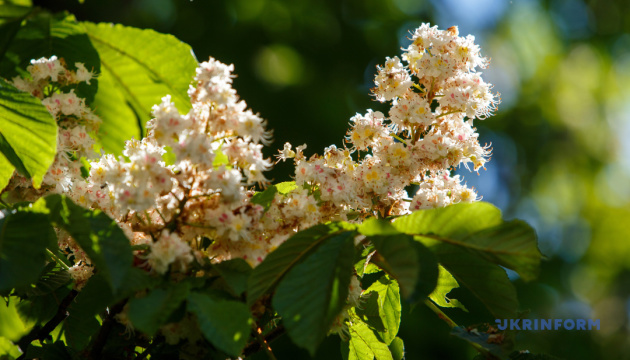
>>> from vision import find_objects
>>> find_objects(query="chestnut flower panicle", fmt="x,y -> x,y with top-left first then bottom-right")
278,23 -> 500,219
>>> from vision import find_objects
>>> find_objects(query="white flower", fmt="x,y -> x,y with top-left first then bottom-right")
147,230 -> 193,274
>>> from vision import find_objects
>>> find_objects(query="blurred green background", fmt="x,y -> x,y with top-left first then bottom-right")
34,0 -> 630,358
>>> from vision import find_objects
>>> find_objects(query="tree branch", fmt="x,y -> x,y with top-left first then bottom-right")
88,300 -> 127,360
17,290 -> 78,356
242,325 -> 285,358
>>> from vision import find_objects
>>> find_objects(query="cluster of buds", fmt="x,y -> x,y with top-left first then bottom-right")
279,24 -> 499,218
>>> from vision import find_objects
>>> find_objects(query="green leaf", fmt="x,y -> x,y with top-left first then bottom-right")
369,234 -> 438,302
113,267 -> 161,300
358,275 -> 401,345
63,276 -> 111,350
429,265 -> 467,311
276,181 -> 298,194
0,336 -> 20,358
437,245 -> 518,319
251,185 -> 278,212
0,211 -> 55,291
212,145 -> 229,168
0,78 -> 57,189
392,202 -> 534,318
35,194 -> 132,292
247,222 -> 354,306
0,4 -> 31,63
128,281 -> 191,336
0,298 -> 28,342
213,258 -> 252,296
393,202 -> 503,239
272,230 -> 355,356
17,285 -> 71,328
355,292 -> 385,332
21,263 -> 71,297
452,220 -> 541,282
83,21 -> 197,147
358,218 -> 400,237
0,12 -> 101,103
347,309 -> 394,360
187,292 -> 253,357
388,337 -> 404,360
23,341 -> 71,360
92,65 -> 139,154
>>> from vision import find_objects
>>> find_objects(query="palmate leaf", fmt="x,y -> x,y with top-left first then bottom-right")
0,210 -> 55,292
0,298 -> 29,342
368,233 -> 439,303
247,222 -> 355,306
273,229 -> 355,356
187,292 -> 253,357
213,258 -> 252,296
392,202 -> 540,319
429,265 -> 467,311
82,22 -> 197,154
356,275 -> 401,345
341,309 -> 394,360
128,281 -> 192,336
392,202 -> 541,281
437,245 -> 519,319
0,78 -> 57,190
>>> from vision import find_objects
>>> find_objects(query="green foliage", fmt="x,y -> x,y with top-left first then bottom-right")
0,78 -> 57,189
251,185 -> 278,212
33,194 -> 133,292
188,292 -> 254,357
213,258 -> 252,296
343,309 -> 394,360
82,21 -> 197,153
0,299 -> 29,342
368,233 -> 438,303
356,275 -> 401,345
0,210 -> 55,292
247,222 -> 354,306
429,265 -> 467,311
388,337 -> 404,360
391,202 -> 539,319
128,281 -> 192,336
0,11 -> 100,102
273,229 -> 355,355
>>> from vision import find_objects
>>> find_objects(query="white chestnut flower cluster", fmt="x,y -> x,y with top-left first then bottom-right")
83,57 -> 341,274
5,56 -> 101,289
279,24 -> 499,217
7,56 -> 100,198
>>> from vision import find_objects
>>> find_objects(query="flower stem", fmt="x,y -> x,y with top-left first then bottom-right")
390,133 -> 408,145
423,299 -> 495,358
255,327 -> 278,360
435,110 -> 462,119
46,249 -> 70,271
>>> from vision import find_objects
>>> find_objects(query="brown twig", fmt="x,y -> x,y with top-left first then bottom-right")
17,289 -> 78,356
88,300 -> 127,360
242,325 -> 285,358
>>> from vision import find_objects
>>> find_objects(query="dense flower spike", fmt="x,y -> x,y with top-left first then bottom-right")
279,23 -> 499,219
